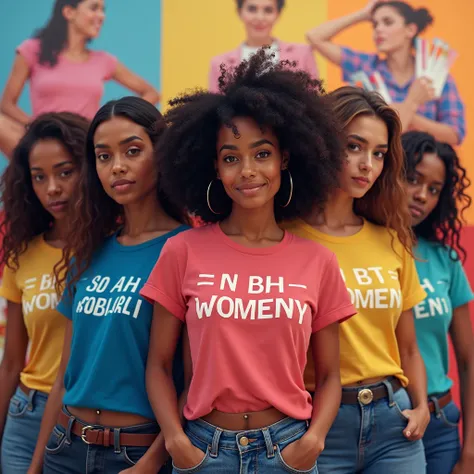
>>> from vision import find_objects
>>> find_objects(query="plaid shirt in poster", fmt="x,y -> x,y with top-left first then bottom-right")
341,47 -> 466,144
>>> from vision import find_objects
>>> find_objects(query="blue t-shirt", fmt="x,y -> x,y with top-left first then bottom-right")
58,225 -> 189,418
413,237 -> 474,395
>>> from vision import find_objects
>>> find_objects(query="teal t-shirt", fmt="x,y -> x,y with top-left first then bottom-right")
58,225 -> 189,419
413,237 -> 473,395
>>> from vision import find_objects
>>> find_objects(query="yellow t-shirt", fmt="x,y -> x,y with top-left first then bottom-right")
284,219 -> 426,389
0,235 -> 65,393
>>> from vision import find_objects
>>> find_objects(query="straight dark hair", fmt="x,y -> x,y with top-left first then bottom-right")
56,96 -> 186,292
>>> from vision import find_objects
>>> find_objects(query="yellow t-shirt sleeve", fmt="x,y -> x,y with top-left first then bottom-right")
0,264 -> 22,303
401,247 -> 426,311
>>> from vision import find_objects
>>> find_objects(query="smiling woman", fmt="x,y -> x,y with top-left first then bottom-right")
214,117 -> 289,214
208,0 -> 319,92
139,49 -> 356,474
0,0 -> 160,159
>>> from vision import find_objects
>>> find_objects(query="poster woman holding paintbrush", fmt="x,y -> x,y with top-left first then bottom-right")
307,0 -> 465,145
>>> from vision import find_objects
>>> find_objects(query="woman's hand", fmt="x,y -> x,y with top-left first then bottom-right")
401,405 -> 430,440
361,0 -> 388,20
167,435 -> 207,470
406,77 -> 436,108
280,432 -> 323,471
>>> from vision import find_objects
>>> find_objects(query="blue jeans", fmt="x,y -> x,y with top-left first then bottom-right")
423,395 -> 461,474
43,406 -> 171,474
318,379 -> 426,473
1,386 -> 48,473
173,417 -> 318,474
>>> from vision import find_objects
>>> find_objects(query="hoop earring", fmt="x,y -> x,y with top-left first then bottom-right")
207,179 -> 221,215
281,169 -> 293,208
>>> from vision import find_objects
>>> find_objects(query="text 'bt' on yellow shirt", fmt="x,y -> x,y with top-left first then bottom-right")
283,219 -> 426,389
0,235 -> 66,393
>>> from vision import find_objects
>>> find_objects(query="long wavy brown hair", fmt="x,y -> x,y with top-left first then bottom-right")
328,86 -> 414,253
55,96 -> 186,294
0,112 -> 89,270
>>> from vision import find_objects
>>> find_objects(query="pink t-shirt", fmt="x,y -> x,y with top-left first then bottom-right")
17,38 -> 118,120
141,224 -> 355,421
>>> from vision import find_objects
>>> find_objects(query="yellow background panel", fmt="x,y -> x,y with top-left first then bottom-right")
161,0 -> 327,107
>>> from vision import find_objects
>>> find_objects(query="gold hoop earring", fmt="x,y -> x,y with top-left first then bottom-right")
281,169 -> 293,208
207,179 -> 221,215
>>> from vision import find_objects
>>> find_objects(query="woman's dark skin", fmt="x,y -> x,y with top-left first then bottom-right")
146,117 -> 342,472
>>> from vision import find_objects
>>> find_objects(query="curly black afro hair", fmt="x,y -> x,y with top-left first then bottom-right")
157,48 -> 345,223
402,131 -> 471,262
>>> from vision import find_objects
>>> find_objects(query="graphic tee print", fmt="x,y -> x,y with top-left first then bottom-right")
58,226 -> 189,418
413,238 -> 473,395
284,219 -> 426,389
0,235 -> 65,393
141,224 -> 355,420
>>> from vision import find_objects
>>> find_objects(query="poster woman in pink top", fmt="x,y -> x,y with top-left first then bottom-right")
208,0 -> 319,93
0,0 -> 160,159
141,50 -> 356,474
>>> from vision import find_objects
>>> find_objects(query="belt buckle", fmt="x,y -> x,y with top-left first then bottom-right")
81,425 -> 95,445
358,388 -> 374,405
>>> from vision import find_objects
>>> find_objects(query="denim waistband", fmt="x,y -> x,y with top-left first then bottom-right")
186,417 -> 308,453
14,385 -> 49,411
62,405 -> 159,433
16,385 -> 49,400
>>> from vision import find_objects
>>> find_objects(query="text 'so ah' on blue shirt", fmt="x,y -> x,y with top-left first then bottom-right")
58,225 -> 190,419
413,237 -> 473,395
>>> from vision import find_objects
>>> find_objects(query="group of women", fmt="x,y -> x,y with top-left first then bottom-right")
0,1 -> 472,474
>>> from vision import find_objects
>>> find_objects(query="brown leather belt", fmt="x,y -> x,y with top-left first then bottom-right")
341,378 -> 403,405
201,407 -> 287,431
428,391 -> 452,413
58,410 -> 157,447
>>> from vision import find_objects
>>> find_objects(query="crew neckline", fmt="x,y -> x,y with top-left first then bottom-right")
111,225 -> 189,252
212,222 -> 292,255
293,218 -> 370,244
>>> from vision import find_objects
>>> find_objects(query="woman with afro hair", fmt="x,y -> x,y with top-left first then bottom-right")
285,87 -> 429,473
0,112 -> 88,472
402,131 -> 474,474
141,49 -> 356,473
